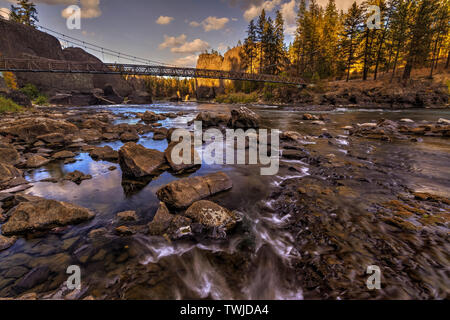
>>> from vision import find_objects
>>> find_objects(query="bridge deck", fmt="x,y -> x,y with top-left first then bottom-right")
0,58 -> 306,86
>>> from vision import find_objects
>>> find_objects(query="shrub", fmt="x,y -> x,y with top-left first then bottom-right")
34,94 -> 48,106
3,72 -> 18,90
20,83 -> 40,100
0,96 -> 23,113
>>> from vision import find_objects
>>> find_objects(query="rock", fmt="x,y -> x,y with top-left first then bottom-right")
281,131 -> 304,142
153,128 -> 168,140
36,133 -> 65,145
2,198 -> 95,236
15,266 -> 50,291
359,123 -> 377,128
129,90 -> 152,104
0,145 -> 20,165
148,202 -> 191,237
52,150 -> 76,159
79,129 -> 103,142
438,118 -> 450,125
115,226 -> 134,236
0,235 -> 17,251
191,112 -> 231,127
116,210 -> 137,222
148,202 -> 174,236
141,111 -> 165,123
88,228 -> 107,239
26,155 -> 50,168
120,131 -> 140,142
303,113 -> 319,121
156,172 -> 232,209
185,200 -> 236,230
0,163 -> 23,190
118,142 -> 166,178
229,107 -> 260,128
0,118 -> 78,142
164,141 -> 201,174
89,146 -> 119,162
63,171 -> 92,184
311,121 -> 326,125
400,118 -> 414,123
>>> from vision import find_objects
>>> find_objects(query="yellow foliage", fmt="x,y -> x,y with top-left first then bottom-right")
3,72 -> 18,90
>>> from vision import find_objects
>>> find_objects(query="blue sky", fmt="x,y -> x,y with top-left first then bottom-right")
0,0 -> 361,66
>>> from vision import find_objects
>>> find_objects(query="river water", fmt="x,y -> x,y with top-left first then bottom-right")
0,103 -> 449,299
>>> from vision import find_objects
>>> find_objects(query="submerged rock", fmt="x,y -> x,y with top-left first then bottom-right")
229,107 -> 260,129
156,172 -> 232,209
118,142 -> 167,178
2,198 -> 95,236
141,111 -> 166,123
116,210 -> 138,222
185,200 -> 236,231
63,171 -> 92,184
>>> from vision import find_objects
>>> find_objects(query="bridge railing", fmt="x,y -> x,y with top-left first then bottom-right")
0,58 -> 306,86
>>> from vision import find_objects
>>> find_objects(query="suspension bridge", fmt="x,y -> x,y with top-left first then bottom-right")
0,23 -> 306,87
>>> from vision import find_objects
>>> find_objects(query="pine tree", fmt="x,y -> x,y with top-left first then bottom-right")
9,0 -> 38,27
274,10 -> 287,74
402,0 -> 440,80
321,0 -> 340,78
293,0 -> 308,75
243,20 -> 258,74
256,9 -> 267,73
428,0 -> 449,78
341,2 -> 364,81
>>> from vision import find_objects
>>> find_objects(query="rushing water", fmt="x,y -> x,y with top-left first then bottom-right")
0,103 -> 449,299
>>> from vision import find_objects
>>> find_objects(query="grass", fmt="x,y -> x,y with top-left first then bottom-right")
215,92 -> 259,104
0,96 -> 23,113
33,95 -> 48,106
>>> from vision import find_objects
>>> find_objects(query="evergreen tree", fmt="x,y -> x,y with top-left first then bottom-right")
340,2 -> 364,81
274,10 -> 287,74
256,9 -> 267,72
9,0 -> 38,27
243,20 -> 258,74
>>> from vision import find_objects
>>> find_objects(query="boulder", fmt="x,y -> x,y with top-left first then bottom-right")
141,111 -> 166,123
185,200 -> 237,231
156,172 -> 232,209
438,118 -> 450,125
190,112 -> 231,127
0,117 -> 78,142
118,142 -> 167,178
229,107 -> 260,129
2,198 -> 95,236
0,145 -> 20,165
0,163 -> 23,190
89,146 -> 119,162
26,155 -> 50,168
148,202 -> 191,237
120,131 -> 140,142
164,141 -> 201,174
36,133 -> 65,145
153,128 -> 168,140
302,113 -> 319,121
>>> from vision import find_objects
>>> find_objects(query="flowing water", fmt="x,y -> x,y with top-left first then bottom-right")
0,103 -> 449,299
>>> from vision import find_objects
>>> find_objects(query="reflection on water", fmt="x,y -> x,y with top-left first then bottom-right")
0,102 -> 449,299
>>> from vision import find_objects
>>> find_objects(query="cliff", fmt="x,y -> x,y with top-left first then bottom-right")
0,18 -> 139,105
195,46 -> 245,99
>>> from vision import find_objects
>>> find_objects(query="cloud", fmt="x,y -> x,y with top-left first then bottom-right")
0,7 -> 10,19
281,0 -> 297,36
6,0 -> 101,19
190,16 -> 230,32
173,54 -> 198,67
171,39 -> 210,53
242,0 -> 282,21
159,34 -> 187,49
156,16 -> 174,25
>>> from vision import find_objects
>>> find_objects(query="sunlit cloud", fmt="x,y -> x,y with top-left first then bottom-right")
156,15 -> 174,25
189,16 -> 230,32
159,34 -> 187,49
171,38 -> 210,53
173,54 -> 199,67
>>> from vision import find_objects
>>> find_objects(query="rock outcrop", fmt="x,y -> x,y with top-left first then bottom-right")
185,200 -> 237,230
156,172 -> 233,209
2,198 -> 95,236
229,107 -> 261,129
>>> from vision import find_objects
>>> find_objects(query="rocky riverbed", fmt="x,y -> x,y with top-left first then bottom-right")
0,102 -> 449,300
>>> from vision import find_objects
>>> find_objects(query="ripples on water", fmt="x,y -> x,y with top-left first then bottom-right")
1,102 -> 449,299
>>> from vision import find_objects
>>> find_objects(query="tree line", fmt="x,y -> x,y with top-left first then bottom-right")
241,0 -> 449,82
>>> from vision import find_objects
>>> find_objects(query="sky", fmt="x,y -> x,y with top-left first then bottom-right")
0,0 -> 363,67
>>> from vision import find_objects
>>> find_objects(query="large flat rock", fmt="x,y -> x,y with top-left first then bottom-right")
118,142 -> 166,178
156,172 -> 232,209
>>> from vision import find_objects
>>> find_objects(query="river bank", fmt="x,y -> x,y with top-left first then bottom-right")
0,102 -> 449,299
